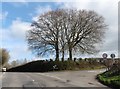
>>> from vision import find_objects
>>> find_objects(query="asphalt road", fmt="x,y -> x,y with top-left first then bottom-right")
1,69 -> 111,89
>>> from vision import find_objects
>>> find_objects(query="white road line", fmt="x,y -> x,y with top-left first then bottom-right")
26,73 -> 37,82
87,71 -> 96,72
38,73 -> 79,87
87,70 -> 106,73
39,73 -> 66,82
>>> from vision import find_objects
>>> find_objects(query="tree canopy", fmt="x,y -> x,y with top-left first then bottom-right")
27,9 -> 107,61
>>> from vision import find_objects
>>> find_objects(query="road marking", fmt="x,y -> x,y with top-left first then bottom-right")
39,73 -> 66,82
38,73 -> 79,87
87,70 -> 106,73
25,74 -> 38,83
87,71 -> 96,72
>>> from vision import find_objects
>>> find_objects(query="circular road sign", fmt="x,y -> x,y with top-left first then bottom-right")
110,54 -> 115,58
102,53 -> 108,58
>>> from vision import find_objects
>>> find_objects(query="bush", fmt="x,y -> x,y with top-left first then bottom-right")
97,64 -> 120,89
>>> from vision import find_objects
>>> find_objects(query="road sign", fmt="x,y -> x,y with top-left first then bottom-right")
102,53 -> 108,59
110,54 -> 115,58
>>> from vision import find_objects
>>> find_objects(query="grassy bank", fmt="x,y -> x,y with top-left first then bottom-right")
97,65 -> 120,89
7,59 -> 105,72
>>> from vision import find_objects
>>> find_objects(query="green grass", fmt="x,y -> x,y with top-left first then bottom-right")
97,71 -> 120,88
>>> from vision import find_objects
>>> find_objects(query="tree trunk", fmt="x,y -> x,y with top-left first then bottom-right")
55,43 -> 59,61
62,48 -> 64,62
69,47 -> 72,61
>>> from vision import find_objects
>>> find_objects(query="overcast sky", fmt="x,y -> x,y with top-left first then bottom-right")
0,0 -> 119,62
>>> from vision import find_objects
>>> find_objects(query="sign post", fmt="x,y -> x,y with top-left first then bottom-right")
110,53 -> 115,64
102,53 -> 108,71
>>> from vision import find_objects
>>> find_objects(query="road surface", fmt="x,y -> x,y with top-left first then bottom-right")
1,69 -> 111,88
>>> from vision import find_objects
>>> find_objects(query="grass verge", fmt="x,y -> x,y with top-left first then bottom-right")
97,71 -> 120,89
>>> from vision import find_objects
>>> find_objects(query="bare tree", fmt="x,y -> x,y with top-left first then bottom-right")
23,58 -> 27,64
0,48 -> 10,67
62,9 -> 107,60
27,9 -> 107,61
27,10 -> 65,61
11,60 -> 18,68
